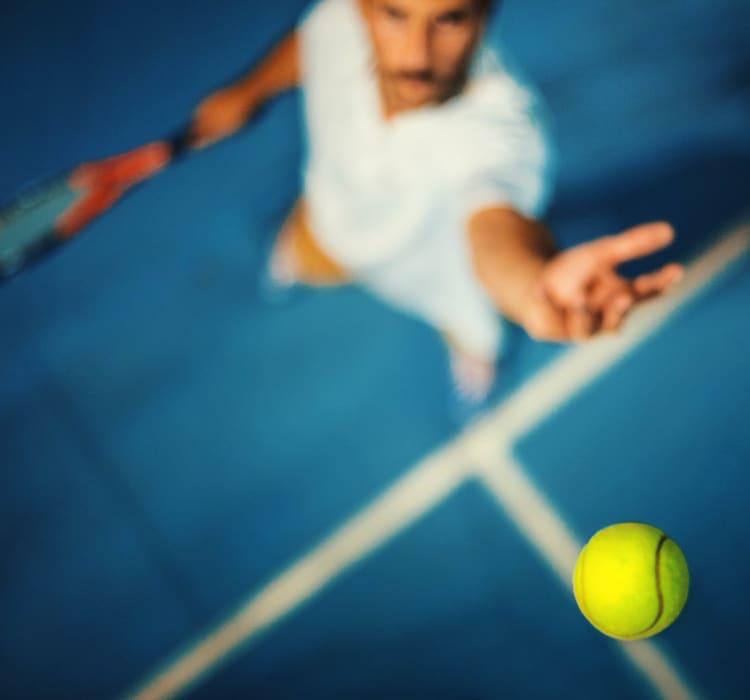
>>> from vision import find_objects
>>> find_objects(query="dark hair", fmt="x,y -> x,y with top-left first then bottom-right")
477,0 -> 496,16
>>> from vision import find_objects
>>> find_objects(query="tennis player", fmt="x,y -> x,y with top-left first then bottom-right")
190,0 -> 683,404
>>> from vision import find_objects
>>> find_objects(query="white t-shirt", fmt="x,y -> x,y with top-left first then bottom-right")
298,0 -> 551,359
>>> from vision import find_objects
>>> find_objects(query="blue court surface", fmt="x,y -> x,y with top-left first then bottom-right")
2,1 -> 750,698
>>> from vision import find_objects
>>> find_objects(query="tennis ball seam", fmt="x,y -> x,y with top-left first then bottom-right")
575,528 -> 680,640
615,533 -> 668,640
639,533 -> 667,636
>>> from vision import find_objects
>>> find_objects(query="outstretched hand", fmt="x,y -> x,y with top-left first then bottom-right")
523,222 -> 684,341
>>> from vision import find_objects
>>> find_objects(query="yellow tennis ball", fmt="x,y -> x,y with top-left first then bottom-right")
573,522 -> 689,640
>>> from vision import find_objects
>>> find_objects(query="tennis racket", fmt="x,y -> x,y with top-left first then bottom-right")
0,129 -> 193,282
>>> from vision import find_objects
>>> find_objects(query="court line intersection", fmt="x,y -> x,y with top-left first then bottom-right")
127,220 -> 749,700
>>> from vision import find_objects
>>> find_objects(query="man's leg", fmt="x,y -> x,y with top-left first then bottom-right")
269,198 -> 349,287
270,202 -> 495,411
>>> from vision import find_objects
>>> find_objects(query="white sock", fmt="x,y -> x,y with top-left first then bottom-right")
448,344 -> 496,404
269,237 -> 298,287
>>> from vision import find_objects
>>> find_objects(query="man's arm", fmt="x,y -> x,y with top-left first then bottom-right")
468,206 -> 557,326
467,206 -> 684,342
190,32 -> 300,147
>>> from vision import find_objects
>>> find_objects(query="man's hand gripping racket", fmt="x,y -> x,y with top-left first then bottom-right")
0,131 -> 198,280
0,87 -> 252,282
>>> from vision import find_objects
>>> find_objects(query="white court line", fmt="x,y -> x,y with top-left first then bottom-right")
126,443 -> 474,700
479,453 -> 702,700
466,223 -> 749,700
125,221 -> 749,700
462,221 -> 750,462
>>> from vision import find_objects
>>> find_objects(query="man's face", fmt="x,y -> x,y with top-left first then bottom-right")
359,0 -> 489,115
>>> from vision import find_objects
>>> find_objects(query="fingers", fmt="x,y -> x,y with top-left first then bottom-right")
565,307 -> 597,339
584,272 -> 629,333
524,253 -> 683,342
584,262 -> 684,334
523,287 -> 569,342
600,292 -> 634,332
577,262 -> 683,336
587,271 -> 622,309
525,285 -> 631,342
589,221 -> 675,266
541,221 -> 678,310
538,258 -> 590,310
562,292 -> 631,338
525,283 -> 600,342
633,263 -> 684,299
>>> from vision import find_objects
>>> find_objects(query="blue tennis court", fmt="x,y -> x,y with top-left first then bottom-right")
2,1 -> 749,698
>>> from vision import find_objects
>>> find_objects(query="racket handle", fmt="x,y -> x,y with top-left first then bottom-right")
168,129 -> 194,159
